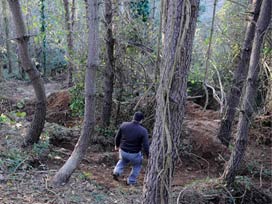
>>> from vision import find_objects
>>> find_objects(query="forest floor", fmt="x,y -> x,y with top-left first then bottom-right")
0,79 -> 271,204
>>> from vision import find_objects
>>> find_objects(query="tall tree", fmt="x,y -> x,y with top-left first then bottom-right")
40,0 -> 47,75
2,0 -> 12,74
101,0 -> 115,127
8,0 -> 47,147
217,0 -> 262,147
222,0 -> 271,186
63,0 -> 75,87
52,0 -> 99,186
142,0 -> 200,203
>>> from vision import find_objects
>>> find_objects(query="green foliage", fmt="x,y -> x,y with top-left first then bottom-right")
235,176 -> 252,190
15,111 -> 26,118
0,148 -> 28,173
247,161 -> 272,178
79,171 -> 93,181
32,135 -> 50,157
130,0 -> 150,22
16,100 -> 25,109
96,127 -> 115,138
0,114 -> 10,123
69,81 -> 85,117
91,192 -> 107,203
191,0 -> 248,94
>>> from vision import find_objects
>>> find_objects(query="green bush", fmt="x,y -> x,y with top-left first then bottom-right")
69,81 -> 85,117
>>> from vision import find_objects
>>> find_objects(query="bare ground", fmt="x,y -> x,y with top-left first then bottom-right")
0,80 -> 271,203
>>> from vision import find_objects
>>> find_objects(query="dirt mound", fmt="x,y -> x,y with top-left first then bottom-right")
183,119 -> 229,159
181,102 -> 229,172
185,101 -> 220,120
23,90 -> 73,125
46,90 -> 72,125
47,90 -> 71,112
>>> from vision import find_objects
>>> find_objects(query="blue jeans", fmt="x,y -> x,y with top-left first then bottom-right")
113,149 -> 143,184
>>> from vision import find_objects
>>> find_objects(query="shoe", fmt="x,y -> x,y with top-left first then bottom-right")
126,180 -> 136,186
113,173 -> 119,181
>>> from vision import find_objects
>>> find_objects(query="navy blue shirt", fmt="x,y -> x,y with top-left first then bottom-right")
115,121 -> 149,157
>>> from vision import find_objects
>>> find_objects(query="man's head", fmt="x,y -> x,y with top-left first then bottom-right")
133,111 -> 144,122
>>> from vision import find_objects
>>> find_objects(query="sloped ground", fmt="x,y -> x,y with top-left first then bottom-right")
0,81 -> 271,203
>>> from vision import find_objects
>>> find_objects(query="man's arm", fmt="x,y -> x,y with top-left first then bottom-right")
142,129 -> 149,158
115,125 -> 122,150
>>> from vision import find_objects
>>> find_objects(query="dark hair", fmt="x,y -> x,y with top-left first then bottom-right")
133,111 -> 144,122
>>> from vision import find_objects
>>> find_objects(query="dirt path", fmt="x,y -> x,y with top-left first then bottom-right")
0,80 -> 62,101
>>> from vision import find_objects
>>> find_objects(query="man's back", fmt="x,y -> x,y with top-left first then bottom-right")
115,121 -> 149,156
113,111 -> 149,185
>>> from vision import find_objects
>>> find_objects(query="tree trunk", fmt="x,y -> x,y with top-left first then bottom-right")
2,0 -> 12,74
151,0 -> 156,19
102,0 -> 115,127
217,0 -> 262,147
71,0 -> 75,30
84,0 -> 88,16
63,0 -> 74,87
8,0 -> 47,147
52,0 -> 99,186
40,0 -> 47,76
0,61 -> 3,81
222,0 -> 271,186
114,42 -> 126,126
142,0 -> 200,203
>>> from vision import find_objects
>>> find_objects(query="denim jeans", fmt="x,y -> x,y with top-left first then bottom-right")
113,149 -> 143,184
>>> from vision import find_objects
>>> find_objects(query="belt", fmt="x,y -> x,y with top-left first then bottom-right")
121,149 -> 140,154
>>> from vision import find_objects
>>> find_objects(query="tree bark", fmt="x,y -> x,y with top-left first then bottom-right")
52,0 -> 99,186
102,0 -> 115,127
0,61 -> 3,81
217,0 -> 262,147
40,0 -> 47,76
222,0 -> 271,186
2,0 -> 12,74
8,0 -> 47,147
142,0 -> 200,203
63,0 -> 74,87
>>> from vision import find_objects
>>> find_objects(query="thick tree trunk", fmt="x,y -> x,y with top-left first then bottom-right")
222,0 -> 271,186
217,0 -> 262,147
102,0 -> 115,127
52,0 -> 99,186
63,0 -> 74,87
142,0 -> 200,203
2,0 -> 12,74
8,0 -> 47,147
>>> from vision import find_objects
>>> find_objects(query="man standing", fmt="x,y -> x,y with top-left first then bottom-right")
113,111 -> 149,185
